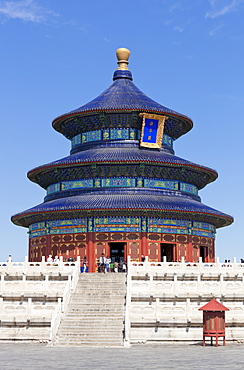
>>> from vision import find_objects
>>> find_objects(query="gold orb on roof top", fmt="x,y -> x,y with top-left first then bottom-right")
116,47 -> 130,70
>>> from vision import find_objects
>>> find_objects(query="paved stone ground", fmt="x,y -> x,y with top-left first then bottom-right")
0,342 -> 244,369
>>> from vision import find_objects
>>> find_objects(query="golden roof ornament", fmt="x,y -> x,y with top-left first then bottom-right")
116,47 -> 130,70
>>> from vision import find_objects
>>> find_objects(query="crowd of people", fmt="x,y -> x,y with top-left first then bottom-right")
97,253 -> 127,273
46,254 -> 59,265
45,253 -> 128,273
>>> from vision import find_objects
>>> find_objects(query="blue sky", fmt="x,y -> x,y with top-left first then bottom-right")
0,0 -> 243,262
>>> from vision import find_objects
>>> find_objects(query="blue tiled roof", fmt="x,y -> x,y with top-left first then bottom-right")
11,193 -> 233,228
28,147 -> 217,184
52,69 -> 193,136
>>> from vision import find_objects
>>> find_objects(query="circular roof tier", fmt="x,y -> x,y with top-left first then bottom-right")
27,147 -> 218,190
11,193 -> 233,229
52,49 -> 193,140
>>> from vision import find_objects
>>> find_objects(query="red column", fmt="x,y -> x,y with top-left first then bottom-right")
87,232 -> 95,272
28,239 -> 31,262
46,235 -> 51,261
141,232 -> 147,259
188,239 -> 193,262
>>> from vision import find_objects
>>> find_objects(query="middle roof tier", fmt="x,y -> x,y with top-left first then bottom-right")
27,147 -> 217,190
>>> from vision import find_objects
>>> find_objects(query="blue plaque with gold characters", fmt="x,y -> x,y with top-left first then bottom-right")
139,113 -> 168,149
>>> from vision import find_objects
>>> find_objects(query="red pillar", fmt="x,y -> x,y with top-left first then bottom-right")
141,232 -> 147,259
46,235 -> 51,261
188,240 -> 193,262
87,232 -> 95,272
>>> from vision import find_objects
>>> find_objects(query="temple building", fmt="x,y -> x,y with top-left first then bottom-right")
11,48 -> 233,272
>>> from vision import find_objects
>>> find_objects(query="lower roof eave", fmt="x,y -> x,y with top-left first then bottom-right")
11,207 -> 233,229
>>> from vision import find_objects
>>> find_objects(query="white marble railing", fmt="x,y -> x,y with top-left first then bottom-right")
0,256 -> 81,343
125,256 -> 244,343
50,298 -> 62,344
0,256 -> 80,274
128,256 -> 244,276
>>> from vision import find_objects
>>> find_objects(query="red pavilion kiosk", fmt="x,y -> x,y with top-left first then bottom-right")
199,299 -> 229,347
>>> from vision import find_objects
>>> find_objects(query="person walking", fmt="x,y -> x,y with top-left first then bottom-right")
105,256 -> 111,273
122,261 -> 127,273
83,256 -> 88,273
114,261 -> 118,273
99,253 -> 106,273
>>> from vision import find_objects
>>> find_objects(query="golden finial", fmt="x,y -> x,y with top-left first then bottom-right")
116,48 -> 130,70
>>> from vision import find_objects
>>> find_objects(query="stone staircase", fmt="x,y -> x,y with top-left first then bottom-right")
55,273 -> 127,347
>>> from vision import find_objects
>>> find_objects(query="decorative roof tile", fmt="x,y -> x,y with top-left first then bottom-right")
28,148 -> 217,185
52,70 -> 192,138
12,193 -> 233,228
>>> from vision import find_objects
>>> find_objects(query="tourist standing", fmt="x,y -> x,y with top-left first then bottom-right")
99,253 -> 106,273
105,256 -> 111,273
54,255 -> 59,265
7,255 -> 12,263
83,256 -> 88,273
114,261 -> 118,273
47,255 -> 53,264
122,261 -> 127,273
118,260 -> 123,272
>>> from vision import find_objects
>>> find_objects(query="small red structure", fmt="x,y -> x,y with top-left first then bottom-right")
199,299 -> 229,347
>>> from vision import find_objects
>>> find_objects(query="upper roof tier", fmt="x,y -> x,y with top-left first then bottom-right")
52,48 -> 193,140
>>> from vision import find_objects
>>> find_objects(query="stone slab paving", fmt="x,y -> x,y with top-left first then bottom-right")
0,342 -> 244,369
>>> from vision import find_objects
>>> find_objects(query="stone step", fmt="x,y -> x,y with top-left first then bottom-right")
59,320 -> 123,325
65,314 -> 124,318
66,311 -> 124,315
67,306 -> 124,309
67,303 -> 124,307
73,294 -> 125,299
66,302 -> 123,311
61,317 -> 123,328
78,278 -> 126,280
67,304 -> 124,308
71,295 -> 125,299
56,337 -> 123,343
77,279 -> 126,282
56,332 -> 124,337
74,289 -> 126,292
68,303 -> 124,307
55,341 -> 123,347
58,331 -> 123,336
69,302 -> 124,305
76,283 -> 125,293
73,290 -> 125,293
55,272 -> 126,347
77,281 -> 125,284
59,326 -> 123,337
77,280 -> 126,283
77,284 -> 126,286
63,317 -> 123,322
63,318 -> 123,322
56,334 -> 123,340
66,313 -> 123,316
62,315 -> 124,320
70,300 -> 125,303
71,297 -> 125,301
76,285 -> 125,288
59,321 -> 123,326
78,274 -> 126,277
68,307 -> 124,310
56,338 -> 123,343
65,314 -> 123,317
70,297 -> 125,300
